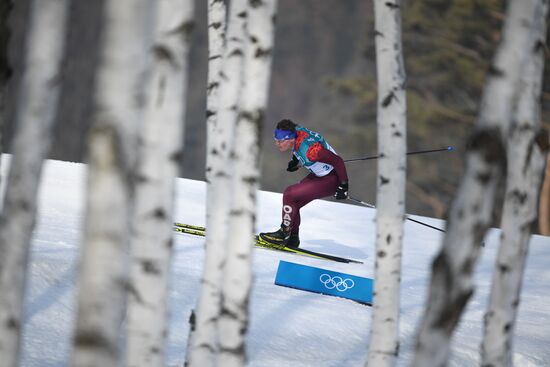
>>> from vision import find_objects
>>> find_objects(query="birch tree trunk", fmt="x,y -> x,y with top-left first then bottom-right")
70,1 -> 156,366
204,0 -> 227,150
218,1 -> 277,366
0,0 -> 68,365
366,1 -> 406,366
126,1 -> 194,366
186,0 -> 246,365
0,0 -> 11,167
412,1 -> 538,366
185,1 -> 227,366
482,1 -> 549,365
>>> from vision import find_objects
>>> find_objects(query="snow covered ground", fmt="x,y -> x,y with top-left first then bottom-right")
6,157 -> 550,366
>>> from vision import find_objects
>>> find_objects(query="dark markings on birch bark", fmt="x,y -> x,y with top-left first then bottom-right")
243,176 -> 258,185
6,317 -> 18,330
255,47 -> 272,58
229,209 -> 244,216
509,189 -> 527,205
534,39 -> 545,52
377,250 -> 387,258
134,173 -> 148,184
385,2 -> 399,10
150,346 -> 161,354
127,282 -> 143,304
431,256 -> 474,332
476,172 -> 491,185
168,21 -> 195,43
498,263 -> 511,273
74,330 -> 115,355
188,309 -> 196,332
210,21 -> 222,30
229,48 -> 243,57
488,64 -> 505,77
16,199 -> 30,211
142,259 -> 161,275
386,233 -> 392,244
382,91 -> 395,107
206,109 -> 216,118
460,255 -> 475,274
153,207 -> 167,220
380,175 -> 390,185
237,11 -> 247,19
170,149 -> 184,163
250,0 -> 263,8
467,128 -> 506,164
153,45 -> 177,69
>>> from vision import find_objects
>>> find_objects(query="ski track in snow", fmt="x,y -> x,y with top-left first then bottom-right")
2,157 -> 548,366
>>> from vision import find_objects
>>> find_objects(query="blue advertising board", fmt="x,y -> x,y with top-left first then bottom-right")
274,260 -> 373,305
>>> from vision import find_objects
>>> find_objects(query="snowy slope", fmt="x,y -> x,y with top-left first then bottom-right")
6,157 -> 550,366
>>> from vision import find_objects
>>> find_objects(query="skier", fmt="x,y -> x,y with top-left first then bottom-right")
260,119 -> 349,248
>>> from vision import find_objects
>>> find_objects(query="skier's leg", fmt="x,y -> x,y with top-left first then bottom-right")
282,172 -> 339,232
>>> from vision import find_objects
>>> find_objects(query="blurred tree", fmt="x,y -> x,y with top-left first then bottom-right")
126,0 -> 195,366
0,0 -> 12,160
412,0 -> 539,365
0,0 -> 68,365
70,1 -> 156,366
482,0 -> 549,362
186,1 -> 227,366
219,1 -> 278,366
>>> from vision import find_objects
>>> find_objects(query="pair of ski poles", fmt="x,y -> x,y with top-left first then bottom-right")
344,146 -> 454,233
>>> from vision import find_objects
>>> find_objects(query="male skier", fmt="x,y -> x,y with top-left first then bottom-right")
259,119 -> 349,248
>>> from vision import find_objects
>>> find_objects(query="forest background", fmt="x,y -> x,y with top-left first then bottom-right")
2,0 -> 549,228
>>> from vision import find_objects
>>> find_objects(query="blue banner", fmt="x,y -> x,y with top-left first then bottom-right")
274,260 -> 373,305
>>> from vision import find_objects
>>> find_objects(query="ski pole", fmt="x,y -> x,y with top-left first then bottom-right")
344,146 -> 454,163
347,196 -> 445,233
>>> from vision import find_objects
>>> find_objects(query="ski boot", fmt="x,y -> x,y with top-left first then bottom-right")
259,227 -> 300,249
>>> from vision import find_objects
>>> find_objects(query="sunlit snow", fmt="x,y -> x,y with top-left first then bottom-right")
6,157 -> 550,366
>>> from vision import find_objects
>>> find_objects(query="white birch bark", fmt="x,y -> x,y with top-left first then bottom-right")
482,1 -> 549,365
366,1 -> 406,366
218,1 -> 277,366
0,0 -> 68,366
187,0 -> 246,365
412,1 -> 538,366
0,0 -> 9,172
204,0 -> 227,151
126,1 -> 194,366
70,1 -> 156,366
184,1 -> 226,364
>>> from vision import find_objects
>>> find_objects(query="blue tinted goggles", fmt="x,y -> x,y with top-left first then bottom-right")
274,129 -> 297,141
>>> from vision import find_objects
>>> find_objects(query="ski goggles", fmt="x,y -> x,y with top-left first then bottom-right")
273,129 -> 297,141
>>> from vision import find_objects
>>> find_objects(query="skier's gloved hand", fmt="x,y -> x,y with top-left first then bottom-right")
334,181 -> 348,200
287,156 -> 300,172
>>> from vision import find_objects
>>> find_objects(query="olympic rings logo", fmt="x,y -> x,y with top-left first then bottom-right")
319,274 -> 355,292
